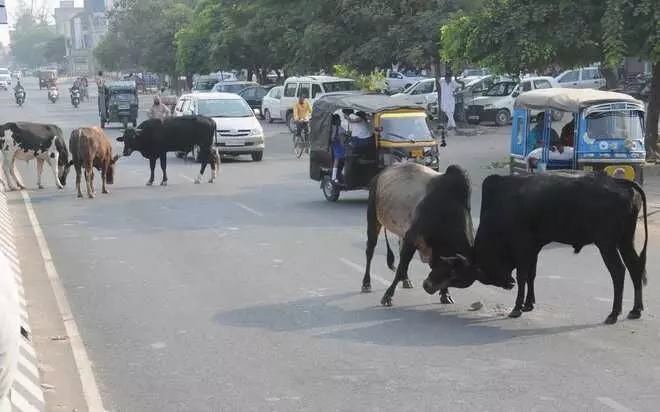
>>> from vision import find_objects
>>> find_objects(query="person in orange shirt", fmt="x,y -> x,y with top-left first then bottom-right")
293,94 -> 312,141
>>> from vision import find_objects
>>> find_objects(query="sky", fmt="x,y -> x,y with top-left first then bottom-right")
1,0 -> 84,46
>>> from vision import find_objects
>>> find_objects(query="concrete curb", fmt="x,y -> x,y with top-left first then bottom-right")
0,191 -> 45,412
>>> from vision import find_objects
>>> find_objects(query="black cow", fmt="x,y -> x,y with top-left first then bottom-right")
0,122 -> 69,190
116,116 -> 219,186
437,172 -> 648,325
367,164 -> 480,307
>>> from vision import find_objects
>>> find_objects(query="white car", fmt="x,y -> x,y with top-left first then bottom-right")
466,76 -> 561,126
390,78 -> 437,106
556,66 -> 606,89
0,68 -> 11,88
260,85 -> 284,123
173,92 -> 265,162
384,71 -> 427,93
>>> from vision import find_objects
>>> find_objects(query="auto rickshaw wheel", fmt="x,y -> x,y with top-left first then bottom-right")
322,176 -> 340,202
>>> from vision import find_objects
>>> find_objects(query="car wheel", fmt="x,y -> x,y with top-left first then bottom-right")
251,151 -> 263,162
495,109 -> 510,126
322,176 -> 340,202
264,109 -> 273,123
287,112 -> 295,132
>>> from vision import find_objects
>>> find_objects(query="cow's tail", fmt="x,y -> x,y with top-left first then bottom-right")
626,180 -> 648,285
384,228 -> 396,271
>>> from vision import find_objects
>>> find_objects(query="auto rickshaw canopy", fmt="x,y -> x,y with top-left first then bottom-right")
514,87 -> 645,113
310,93 -> 427,152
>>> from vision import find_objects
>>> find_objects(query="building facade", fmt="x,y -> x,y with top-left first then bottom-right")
58,0 -> 110,75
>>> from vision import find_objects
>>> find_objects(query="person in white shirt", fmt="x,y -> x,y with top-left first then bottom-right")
439,71 -> 464,130
342,111 -> 372,145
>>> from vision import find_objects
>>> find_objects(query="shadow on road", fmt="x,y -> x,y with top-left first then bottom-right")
212,291 -> 603,347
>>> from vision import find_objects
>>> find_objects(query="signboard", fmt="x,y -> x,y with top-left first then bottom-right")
0,0 -> 7,24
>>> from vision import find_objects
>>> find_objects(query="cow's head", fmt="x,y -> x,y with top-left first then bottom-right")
422,252 -> 476,295
106,154 -> 120,184
116,128 -> 139,156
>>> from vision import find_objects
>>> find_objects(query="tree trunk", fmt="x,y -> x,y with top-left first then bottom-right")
247,68 -> 254,82
186,72 -> 193,91
645,63 -> 660,162
602,66 -> 618,90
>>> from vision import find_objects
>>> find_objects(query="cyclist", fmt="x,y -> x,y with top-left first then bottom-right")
293,93 -> 312,147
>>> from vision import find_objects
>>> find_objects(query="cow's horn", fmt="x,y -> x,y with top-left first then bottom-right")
456,253 -> 468,263
438,255 -> 459,262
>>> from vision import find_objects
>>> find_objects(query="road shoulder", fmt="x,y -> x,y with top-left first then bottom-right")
8,193 -> 88,412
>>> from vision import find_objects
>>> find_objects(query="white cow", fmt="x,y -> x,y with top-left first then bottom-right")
0,122 -> 69,191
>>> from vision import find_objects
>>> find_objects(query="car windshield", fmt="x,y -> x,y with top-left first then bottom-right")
586,110 -> 644,141
380,115 -> 433,142
193,78 -> 219,91
322,81 -> 357,92
198,99 -> 253,118
484,82 -> 517,96
214,83 -> 257,93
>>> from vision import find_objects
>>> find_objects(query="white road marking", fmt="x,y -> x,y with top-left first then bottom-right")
17,173 -> 106,412
597,397 -> 635,412
235,202 -> 264,217
150,342 -> 167,350
339,257 -> 389,286
178,173 -> 194,182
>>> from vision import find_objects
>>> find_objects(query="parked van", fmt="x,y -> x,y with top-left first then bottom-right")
280,76 -> 357,131
466,76 -> 560,126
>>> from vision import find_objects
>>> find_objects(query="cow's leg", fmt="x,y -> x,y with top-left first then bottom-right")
439,288 -> 454,304
159,154 -> 168,186
381,237 -> 415,306
74,164 -> 83,198
36,158 -> 45,189
46,155 -> 63,190
84,164 -> 94,198
101,163 -> 109,194
522,252 -> 540,312
208,149 -> 218,183
598,243 -> 626,324
9,156 -> 25,190
399,239 -> 413,289
363,185 -> 381,293
147,157 -> 156,186
1,155 -> 17,191
618,239 -> 644,320
195,158 -> 208,185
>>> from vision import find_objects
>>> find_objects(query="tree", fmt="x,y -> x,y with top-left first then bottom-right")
9,9 -> 62,67
441,0 -> 660,159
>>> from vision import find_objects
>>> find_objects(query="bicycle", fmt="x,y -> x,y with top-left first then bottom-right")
293,120 -> 310,159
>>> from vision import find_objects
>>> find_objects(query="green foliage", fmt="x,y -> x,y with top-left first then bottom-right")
9,10 -> 63,67
332,64 -> 385,91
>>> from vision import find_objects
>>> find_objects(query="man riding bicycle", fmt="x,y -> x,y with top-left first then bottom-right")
293,94 -> 312,142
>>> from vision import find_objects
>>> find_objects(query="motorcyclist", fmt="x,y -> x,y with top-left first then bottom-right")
70,80 -> 81,95
13,80 -> 25,99
148,96 -> 171,120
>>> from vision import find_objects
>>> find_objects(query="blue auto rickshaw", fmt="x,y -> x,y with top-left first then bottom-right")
509,88 -> 646,184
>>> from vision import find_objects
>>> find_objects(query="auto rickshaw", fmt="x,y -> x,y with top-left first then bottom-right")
38,70 -> 57,90
309,94 -> 441,201
509,88 -> 646,184
98,80 -> 139,129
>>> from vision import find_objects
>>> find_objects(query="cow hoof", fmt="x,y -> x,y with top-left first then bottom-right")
146,181 -> 154,186
627,309 -> 642,320
160,181 -> 167,186
361,284 -> 371,293
380,296 -> 393,307
194,179 -> 201,184
88,194 -> 95,199
522,303 -> 534,312
402,279 -> 413,289
508,308 -> 522,318
208,179 -> 214,184
102,189 -> 109,194
77,193 -> 83,198
604,314 -> 619,325
440,294 -> 454,304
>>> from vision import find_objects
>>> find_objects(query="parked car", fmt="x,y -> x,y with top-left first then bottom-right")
384,71 -> 427,93
390,78 -> 437,106
173,92 -> 265,162
261,85 -> 284,123
211,81 -> 259,94
280,76 -> 358,132
192,75 -> 222,93
235,85 -> 269,114
0,68 -> 11,87
466,76 -> 561,126
458,67 -> 491,83
555,66 -> 606,89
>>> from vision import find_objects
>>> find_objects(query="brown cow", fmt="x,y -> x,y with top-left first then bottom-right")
67,127 -> 119,198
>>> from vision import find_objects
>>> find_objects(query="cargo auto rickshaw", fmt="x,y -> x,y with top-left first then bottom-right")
38,69 -> 57,90
309,94 -> 441,201
509,88 -> 646,184
98,81 -> 139,129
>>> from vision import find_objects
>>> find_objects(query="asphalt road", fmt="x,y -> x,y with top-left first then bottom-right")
3,78 -> 660,412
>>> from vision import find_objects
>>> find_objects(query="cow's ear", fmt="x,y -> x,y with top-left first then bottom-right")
116,136 -> 124,142
111,154 -> 120,163
66,160 -> 73,167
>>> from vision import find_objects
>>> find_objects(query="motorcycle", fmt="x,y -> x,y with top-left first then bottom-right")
15,90 -> 25,107
48,87 -> 59,103
70,89 -> 81,108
